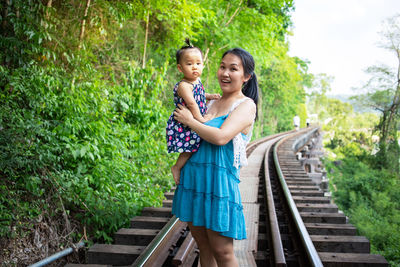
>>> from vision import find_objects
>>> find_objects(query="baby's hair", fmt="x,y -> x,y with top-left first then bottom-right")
176,38 -> 203,64
222,48 -> 259,120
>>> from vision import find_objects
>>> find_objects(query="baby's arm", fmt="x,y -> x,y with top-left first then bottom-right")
205,92 -> 221,101
177,82 -> 207,123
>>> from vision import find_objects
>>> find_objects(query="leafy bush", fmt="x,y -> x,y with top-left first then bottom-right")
325,140 -> 400,265
0,63 -> 175,241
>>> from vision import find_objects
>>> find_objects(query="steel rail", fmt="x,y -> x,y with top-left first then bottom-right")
264,140 -> 286,266
131,215 -> 181,267
273,129 -> 323,267
171,232 -> 196,266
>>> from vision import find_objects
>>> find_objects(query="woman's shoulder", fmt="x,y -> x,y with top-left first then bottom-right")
230,97 -> 256,112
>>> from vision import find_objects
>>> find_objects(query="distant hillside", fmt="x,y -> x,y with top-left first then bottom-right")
327,94 -> 379,113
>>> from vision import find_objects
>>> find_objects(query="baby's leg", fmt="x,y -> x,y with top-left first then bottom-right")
171,152 -> 192,185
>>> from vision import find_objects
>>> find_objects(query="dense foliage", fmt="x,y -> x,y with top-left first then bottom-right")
324,136 -> 400,266
1,0 -> 309,264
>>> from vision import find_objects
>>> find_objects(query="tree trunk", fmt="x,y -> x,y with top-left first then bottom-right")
1,0 -> 10,36
378,40 -> 400,172
78,0 -> 91,50
46,0 -> 53,19
142,10 -> 149,68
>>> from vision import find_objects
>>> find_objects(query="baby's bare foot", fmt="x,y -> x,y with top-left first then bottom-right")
171,165 -> 180,185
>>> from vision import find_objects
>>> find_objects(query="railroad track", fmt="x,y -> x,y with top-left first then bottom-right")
65,128 -> 388,267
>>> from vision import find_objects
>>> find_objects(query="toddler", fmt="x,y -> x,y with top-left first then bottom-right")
166,39 -> 219,185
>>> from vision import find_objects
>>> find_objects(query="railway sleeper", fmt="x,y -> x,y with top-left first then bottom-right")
301,211 -> 347,224
87,244 -> 145,265
162,199 -> 173,207
292,196 -> 331,203
305,222 -> 357,235
140,206 -> 173,217
285,180 -> 315,185
290,189 -> 324,197
164,191 -> 175,200
319,252 -> 389,266
282,171 -> 308,177
288,185 -> 321,191
254,251 -> 299,267
114,228 -> 159,246
311,235 -> 371,253
283,174 -> 311,179
284,176 -> 312,181
296,203 -> 338,213
130,216 -> 169,229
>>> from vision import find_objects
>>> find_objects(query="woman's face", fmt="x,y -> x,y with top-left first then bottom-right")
217,53 -> 250,94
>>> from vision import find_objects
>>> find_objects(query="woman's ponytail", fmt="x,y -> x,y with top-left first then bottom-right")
222,48 -> 259,119
242,73 -> 259,119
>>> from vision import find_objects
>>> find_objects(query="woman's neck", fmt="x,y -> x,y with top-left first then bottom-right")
206,91 -> 245,118
220,91 -> 245,102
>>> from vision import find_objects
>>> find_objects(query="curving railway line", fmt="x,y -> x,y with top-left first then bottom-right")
65,127 -> 388,267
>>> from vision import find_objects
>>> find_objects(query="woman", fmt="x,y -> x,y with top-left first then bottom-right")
172,48 -> 259,267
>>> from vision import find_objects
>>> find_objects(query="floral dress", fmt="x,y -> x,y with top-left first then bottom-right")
166,79 -> 207,153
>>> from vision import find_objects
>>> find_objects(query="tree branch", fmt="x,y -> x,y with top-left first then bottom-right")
78,0 -> 91,50
225,0 -> 243,27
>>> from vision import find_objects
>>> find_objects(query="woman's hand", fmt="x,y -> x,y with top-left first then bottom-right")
174,104 -> 194,126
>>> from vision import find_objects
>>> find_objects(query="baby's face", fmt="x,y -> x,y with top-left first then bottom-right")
178,49 -> 204,82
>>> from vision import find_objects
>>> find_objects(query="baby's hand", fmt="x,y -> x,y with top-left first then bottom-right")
203,113 -> 213,121
206,93 -> 221,101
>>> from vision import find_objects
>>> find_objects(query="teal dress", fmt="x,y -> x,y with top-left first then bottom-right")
172,114 -> 247,240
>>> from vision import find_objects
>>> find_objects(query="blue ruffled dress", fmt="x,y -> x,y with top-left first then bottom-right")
172,114 -> 247,240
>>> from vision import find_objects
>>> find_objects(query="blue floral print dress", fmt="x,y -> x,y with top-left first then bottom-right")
166,79 -> 207,153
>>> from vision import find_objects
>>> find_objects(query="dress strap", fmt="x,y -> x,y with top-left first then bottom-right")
229,97 -> 251,113
207,99 -> 216,109
180,78 -> 201,86
180,80 -> 194,86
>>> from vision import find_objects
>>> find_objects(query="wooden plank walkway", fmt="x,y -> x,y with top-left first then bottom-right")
234,140 -> 273,266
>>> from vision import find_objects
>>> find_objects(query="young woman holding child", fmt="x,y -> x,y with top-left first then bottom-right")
172,47 -> 259,267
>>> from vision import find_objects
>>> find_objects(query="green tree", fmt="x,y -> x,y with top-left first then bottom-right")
351,14 -> 400,172
306,73 -> 334,122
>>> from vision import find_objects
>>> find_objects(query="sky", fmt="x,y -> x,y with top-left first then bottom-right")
288,0 -> 400,95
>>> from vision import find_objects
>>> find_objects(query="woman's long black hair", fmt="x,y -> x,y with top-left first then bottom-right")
222,48 -> 259,119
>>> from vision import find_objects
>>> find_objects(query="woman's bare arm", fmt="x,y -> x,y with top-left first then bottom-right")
174,100 -> 256,146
